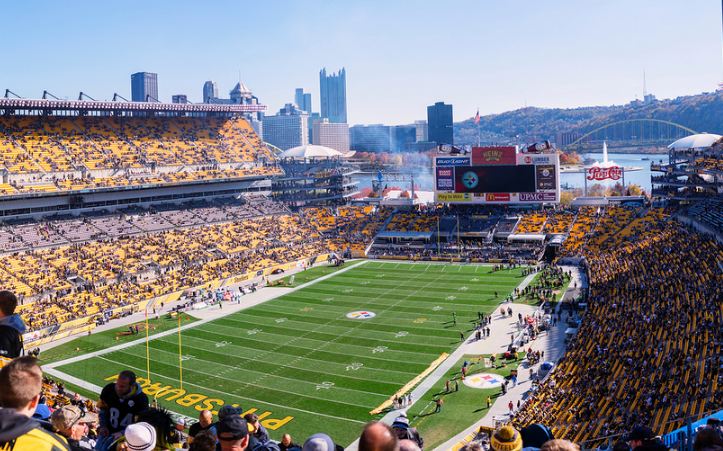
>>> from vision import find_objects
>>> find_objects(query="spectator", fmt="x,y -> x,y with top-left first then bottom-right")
540,440 -> 580,451
399,439 -> 422,451
520,424 -> 554,450
358,422 -> 398,451
97,370 -> 149,437
693,428 -> 723,451
490,425 -> 522,451
189,410 -> 216,441
245,413 -> 269,443
118,421 -> 156,451
0,291 -> 25,366
303,432 -> 344,451
50,405 -> 96,450
190,430 -> 218,451
391,414 -> 424,449
217,415 -> 250,451
279,433 -> 301,451
624,427 -> 667,451
135,407 -> 178,450
0,356 -> 70,450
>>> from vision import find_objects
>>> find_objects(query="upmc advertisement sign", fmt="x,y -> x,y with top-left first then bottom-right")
471,146 -> 517,165
434,150 -> 560,204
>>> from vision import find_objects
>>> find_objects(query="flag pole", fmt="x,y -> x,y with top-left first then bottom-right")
178,312 -> 183,391
145,309 -> 151,384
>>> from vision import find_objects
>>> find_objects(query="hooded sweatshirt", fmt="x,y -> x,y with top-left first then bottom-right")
0,408 -> 69,450
0,314 -> 26,362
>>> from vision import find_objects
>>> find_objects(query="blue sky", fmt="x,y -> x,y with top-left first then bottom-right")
1,0 -> 721,124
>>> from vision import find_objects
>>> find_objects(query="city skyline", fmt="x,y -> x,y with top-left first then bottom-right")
1,0 -> 721,125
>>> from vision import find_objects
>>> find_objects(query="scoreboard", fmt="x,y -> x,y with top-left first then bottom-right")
434,146 -> 560,204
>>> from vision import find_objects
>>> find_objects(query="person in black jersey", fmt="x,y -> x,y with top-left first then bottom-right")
97,370 -> 149,438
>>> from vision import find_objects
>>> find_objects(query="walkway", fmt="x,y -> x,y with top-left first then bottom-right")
433,265 -> 585,451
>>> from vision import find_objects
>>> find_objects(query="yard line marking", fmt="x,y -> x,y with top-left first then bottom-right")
103,348 -> 390,400
45,260 -> 369,371
125,343 -> 407,392
45,358 -> 366,425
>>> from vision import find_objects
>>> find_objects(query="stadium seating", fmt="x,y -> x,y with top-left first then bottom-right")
513,208 -> 722,444
0,116 -> 281,194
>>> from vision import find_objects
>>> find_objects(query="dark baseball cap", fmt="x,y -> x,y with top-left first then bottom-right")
218,415 -> 249,441
625,426 -> 655,442
218,404 -> 243,419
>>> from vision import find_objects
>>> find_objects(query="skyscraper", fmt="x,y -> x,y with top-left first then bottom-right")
312,119 -> 349,152
203,81 -> 218,103
262,103 -> 309,150
294,88 -> 312,113
427,102 -> 453,145
131,72 -> 158,102
319,68 -> 347,123
171,94 -> 188,104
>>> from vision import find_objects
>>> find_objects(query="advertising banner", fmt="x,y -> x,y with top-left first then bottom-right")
485,193 -> 512,202
435,167 -> 454,190
471,146 -> 517,165
536,165 -> 557,190
518,153 -> 555,165
519,192 -> 558,202
435,156 -> 471,166
586,166 -> 623,181
437,193 -> 472,202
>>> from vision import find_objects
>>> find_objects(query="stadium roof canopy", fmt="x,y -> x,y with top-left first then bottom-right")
279,145 -> 356,159
0,98 -> 265,115
668,133 -> 721,150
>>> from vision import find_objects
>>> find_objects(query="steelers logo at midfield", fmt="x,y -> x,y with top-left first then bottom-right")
463,373 -> 504,389
346,311 -> 376,320
461,171 -> 479,189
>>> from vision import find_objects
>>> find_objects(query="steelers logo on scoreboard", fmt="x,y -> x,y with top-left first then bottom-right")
463,373 -> 504,389
346,311 -> 376,320
461,171 -> 479,189
542,168 -> 551,177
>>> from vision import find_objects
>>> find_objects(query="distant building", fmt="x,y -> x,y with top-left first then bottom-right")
393,125 -> 417,152
414,120 -> 428,142
262,103 -> 309,150
131,72 -> 158,102
320,68 -> 347,123
312,119 -> 350,152
308,112 -> 322,144
171,94 -> 188,104
427,101 -> 453,145
644,93 -> 656,104
203,81 -> 218,103
351,124 -> 392,152
350,124 -> 415,152
294,88 -> 312,113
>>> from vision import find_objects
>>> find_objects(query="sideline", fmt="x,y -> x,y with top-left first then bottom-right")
44,259 -> 368,372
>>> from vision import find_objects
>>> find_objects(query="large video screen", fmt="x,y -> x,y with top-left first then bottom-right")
454,165 -> 536,193
434,148 -> 560,204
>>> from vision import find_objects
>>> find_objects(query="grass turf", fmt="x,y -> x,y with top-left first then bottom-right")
50,261 -> 526,446
41,313 -> 197,364
405,354 -> 523,449
272,264 -> 349,288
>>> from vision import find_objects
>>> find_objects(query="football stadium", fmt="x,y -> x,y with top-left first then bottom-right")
0,97 -> 720,451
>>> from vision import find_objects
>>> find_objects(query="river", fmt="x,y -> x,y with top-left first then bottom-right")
352,152 -> 661,194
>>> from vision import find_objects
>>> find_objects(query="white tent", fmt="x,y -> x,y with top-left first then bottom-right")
279,144 -> 355,159
667,133 -> 721,150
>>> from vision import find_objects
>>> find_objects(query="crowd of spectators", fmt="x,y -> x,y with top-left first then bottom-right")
0,115 -> 280,195
513,210 -> 722,445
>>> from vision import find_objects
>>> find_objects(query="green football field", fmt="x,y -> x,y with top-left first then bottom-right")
46,261 -> 526,446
